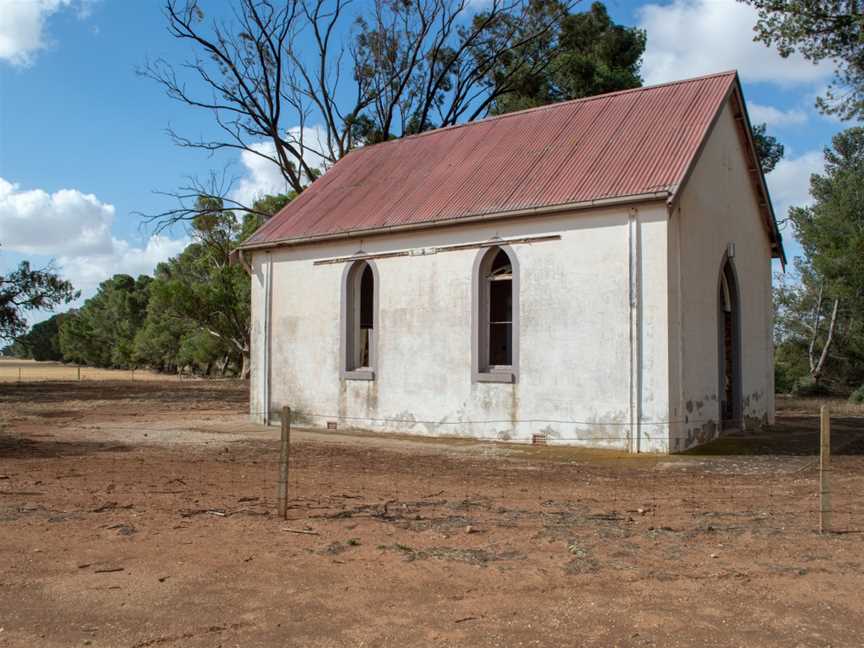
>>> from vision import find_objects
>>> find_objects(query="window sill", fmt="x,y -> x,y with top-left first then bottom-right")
343,369 -> 375,381
474,371 -> 515,384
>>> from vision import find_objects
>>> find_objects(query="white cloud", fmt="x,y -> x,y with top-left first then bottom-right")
0,176 -> 188,300
0,0 -> 79,66
748,102 -> 808,128
766,150 -> 824,221
57,234 -> 189,299
637,0 -> 832,87
0,177 -> 114,256
230,126 -> 330,207
230,142 -> 292,209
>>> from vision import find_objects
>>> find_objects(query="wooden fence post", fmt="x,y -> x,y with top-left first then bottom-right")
77,366 -> 81,381
820,405 -> 832,534
278,406 -> 291,520
18,366 -> 22,383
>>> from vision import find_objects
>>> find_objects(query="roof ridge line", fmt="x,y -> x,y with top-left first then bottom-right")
364,70 -> 739,148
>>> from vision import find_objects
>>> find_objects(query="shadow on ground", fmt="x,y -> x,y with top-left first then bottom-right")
0,433 -> 132,459
686,416 -> 864,456
0,380 -> 248,406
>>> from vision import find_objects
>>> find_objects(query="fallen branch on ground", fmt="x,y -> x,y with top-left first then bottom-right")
283,528 -> 319,535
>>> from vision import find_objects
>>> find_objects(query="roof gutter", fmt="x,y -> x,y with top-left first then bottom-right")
236,191 -> 672,253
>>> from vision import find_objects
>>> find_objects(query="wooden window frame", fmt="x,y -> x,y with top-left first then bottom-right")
472,245 -> 519,384
341,259 -> 379,381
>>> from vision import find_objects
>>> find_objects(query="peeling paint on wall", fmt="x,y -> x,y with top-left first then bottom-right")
671,100 -> 775,452
252,205 -> 672,451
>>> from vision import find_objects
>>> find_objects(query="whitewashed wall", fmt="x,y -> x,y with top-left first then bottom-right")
250,203 -> 673,452
670,99 -> 776,451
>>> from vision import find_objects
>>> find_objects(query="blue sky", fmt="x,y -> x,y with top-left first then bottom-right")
0,0 -> 847,324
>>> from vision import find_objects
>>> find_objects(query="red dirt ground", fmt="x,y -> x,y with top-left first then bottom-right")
1,380 -> 863,647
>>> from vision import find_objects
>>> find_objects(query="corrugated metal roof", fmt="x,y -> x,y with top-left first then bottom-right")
243,71 -> 778,253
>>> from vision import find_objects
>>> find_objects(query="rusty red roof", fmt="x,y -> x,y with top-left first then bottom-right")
243,71 -> 783,259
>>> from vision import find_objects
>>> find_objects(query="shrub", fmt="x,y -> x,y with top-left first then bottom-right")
850,385 -> 864,404
774,342 -> 810,394
791,375 -> 831,398
775,362 -> 800,394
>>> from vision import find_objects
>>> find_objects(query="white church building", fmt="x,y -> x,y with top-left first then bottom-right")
237,71 -> 784,453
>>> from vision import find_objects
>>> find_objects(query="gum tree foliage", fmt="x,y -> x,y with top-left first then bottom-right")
742,0 -> 864,121
8,313 -> 69,361
9,194 -> 288,375
479,2 -> 784,174
138,198 -> 251,377
141,0 -> 575,225
132,306 -> 193,374
0,340 -> 27,357
774,127 -> 864,393
134,194 -> 291,377
48,194 -> 288,376
752,123 -> 785,174
774,264 -> 864,394
489,1 -> 646,115
59,275 -> 152,368
791,128 -> 864,303
0,260 -> 78,340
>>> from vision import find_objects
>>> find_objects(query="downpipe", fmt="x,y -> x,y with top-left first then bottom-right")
628,209 -> 642,453
263,252 -> 273,426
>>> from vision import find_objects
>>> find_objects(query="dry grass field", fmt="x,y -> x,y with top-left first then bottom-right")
1,373 -> 864,647
0,358 -> 171,383
777,393 -> 864,417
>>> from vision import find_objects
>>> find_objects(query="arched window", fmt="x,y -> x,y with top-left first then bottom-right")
341,259 -> 377,380
473,245 -> 519,383
718,255 -> 741,428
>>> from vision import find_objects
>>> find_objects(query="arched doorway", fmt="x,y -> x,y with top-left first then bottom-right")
718,256 -> 742,429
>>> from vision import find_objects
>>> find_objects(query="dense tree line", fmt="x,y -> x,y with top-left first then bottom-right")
2,313 -> 69,361
62,195 -> 288,377
774,128 -> 864,401
3,195 -> 289,377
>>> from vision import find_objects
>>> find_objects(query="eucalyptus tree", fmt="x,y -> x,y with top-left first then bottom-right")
742,0 -> 864,120
142,0 -> 573,225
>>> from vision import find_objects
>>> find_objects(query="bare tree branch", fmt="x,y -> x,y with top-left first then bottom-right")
141,0 -> 575,228
134,168 -> 274,233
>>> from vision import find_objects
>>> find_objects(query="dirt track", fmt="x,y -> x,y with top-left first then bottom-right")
1,380 -> 864,647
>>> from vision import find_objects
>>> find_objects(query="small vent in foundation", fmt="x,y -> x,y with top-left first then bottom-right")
532,433 -> 547,446
327,421 -> 338,430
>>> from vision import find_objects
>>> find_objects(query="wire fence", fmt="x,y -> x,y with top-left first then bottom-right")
0,363 -> 234,383
2,396 -> 862,542
262,405 -> 864,536
4,384 -> 863,648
